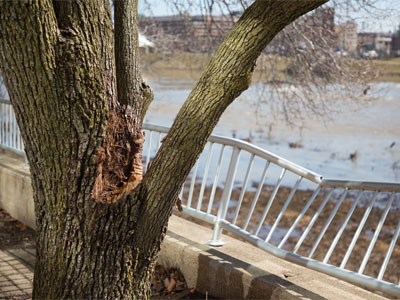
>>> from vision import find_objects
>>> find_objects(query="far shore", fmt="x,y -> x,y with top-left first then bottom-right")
140,52 -> 400,83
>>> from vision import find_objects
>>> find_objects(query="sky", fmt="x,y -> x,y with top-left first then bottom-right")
138,0 -> 400,33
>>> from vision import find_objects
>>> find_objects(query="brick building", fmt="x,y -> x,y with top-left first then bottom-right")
139,13 -> 239,52
358,32 -> 393,57
335,21 -> 358,53
140,7 -> 337,54
391,26 -> 400,56
264,7 -> 336,55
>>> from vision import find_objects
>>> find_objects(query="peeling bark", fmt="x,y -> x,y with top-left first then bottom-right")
92,105 -> 144,203
0,0 -> 327,299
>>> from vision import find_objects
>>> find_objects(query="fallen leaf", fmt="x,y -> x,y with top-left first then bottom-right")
167,278 -> 176,292
163,278 -> 170,288
16,223 -> 27,230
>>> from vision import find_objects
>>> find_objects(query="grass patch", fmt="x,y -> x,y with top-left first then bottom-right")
370,58 -> 400,82
140,52 -> 400,83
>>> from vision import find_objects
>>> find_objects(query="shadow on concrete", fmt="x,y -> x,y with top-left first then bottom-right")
167,231 -> 327,300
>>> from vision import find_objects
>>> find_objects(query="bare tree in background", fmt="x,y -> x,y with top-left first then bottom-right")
139,0 -> 394,129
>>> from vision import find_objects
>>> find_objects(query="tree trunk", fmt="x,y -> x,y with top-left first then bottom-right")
0,0 -> 326,299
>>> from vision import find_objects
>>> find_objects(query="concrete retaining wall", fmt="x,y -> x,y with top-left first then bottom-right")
0,150 -> 388,299
0,150 -> 35,229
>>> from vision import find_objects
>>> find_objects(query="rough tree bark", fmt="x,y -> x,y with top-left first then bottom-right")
0,0 -> 326,299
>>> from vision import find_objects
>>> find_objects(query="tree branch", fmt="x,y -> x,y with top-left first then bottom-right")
0,0 -> 59,168
114,0 -> 153,122
141,0 -> 327,227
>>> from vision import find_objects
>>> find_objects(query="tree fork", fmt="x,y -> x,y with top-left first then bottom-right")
0,0 -> 327,299
142,0 -> 328,232
93,0 -> 154,203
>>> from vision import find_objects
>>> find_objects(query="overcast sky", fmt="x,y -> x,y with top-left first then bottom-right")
138,0 -> 400,33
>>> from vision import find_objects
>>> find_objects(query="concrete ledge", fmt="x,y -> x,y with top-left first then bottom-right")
160,216 -> 387,300
0,150 -> 35,229
0,151 -> 388,299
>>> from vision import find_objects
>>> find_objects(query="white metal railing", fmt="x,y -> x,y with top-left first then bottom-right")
143,126 -> 400,298
0,99 -> 24,155
1,99 -> 400,297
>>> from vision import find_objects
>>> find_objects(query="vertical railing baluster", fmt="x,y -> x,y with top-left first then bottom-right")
4,103 -> 7,146
187,160 -> 199,208
266,175 -> 302,243
378,216 -> 400,280
358,192 -> 396,274
10,106 -> 14,148
12,108 -> 16,148
340,191 -> 378,269
145,131 -> 152,171
255,168 -> 286,236
7,104 -> 11,147
243,161 -> 270,231
19,130 -> 23,151
279,186 -> 321,249
209,147 -> 240,246
207,145 -> 225,214
233,154 -> 254,225
294,189 -> 334,253
16,115 -> 20,150
156,132 -> 162,151
0,104 -> 3,144
308,189 -> 349,258
179,185 -> 184,202
197,143 -> 214,211
323,190 -> 364,264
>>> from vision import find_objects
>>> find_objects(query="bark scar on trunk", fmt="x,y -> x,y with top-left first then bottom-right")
92,104 -> 144,203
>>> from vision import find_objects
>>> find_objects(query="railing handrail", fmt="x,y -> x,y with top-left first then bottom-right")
144,122 -> 322,184
0,98 -> 10,104
143,123 -> 400,191
321,179 -> 400,193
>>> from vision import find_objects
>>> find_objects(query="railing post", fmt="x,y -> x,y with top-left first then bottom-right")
24,155 -> 29,169
208,146 -> 240,246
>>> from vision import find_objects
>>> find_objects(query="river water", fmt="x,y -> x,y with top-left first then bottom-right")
144,77 -> 400,184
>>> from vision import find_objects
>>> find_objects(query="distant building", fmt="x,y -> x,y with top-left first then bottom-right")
358,32 -> 392,57
358,32 -> 376,53
139,13 -> 239,52
392,27 -> 400,56
191,15 -> 236,40
335,21 -> 358,53
265,7 -> 336,54
304,7 -> 335,37
375,33 -> 392,56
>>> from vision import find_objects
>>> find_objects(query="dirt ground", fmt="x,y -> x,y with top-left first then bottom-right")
0,209 -> 35,251
0,209 -> 218,300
